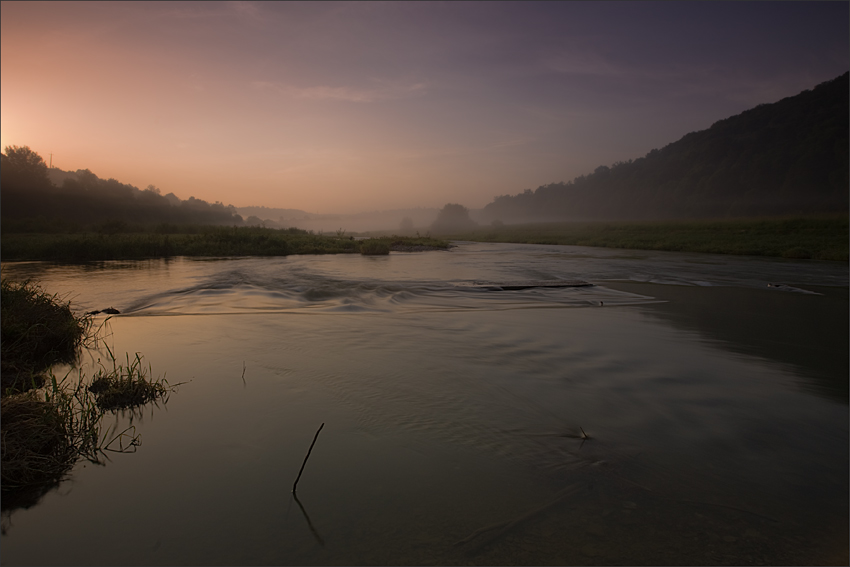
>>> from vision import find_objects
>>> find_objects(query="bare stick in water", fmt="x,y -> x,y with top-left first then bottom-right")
241,362 -> 246,386
293,423 -> 324,494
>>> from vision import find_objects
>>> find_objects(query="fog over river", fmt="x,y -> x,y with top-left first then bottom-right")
2,242 -> 847,565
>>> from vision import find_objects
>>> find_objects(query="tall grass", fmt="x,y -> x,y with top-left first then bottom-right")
2,370 -> 109,511
1,279 -> 90,391
1,353 -> 175,511
0,279 -> 177,511
88,350 -> 176,411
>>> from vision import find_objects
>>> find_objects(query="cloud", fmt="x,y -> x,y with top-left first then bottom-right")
250,80 -> 426,103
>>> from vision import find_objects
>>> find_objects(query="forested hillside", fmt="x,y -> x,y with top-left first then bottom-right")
1,148 -> 243,232
481,73 -> 849,223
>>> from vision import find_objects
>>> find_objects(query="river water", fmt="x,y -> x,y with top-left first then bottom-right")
1,242 -> 847,565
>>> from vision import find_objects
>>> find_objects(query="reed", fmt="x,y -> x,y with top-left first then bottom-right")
1,352 -> 175,510
2,370 -> 105,510
0,279 -> 176,511
87,350 -> 176,411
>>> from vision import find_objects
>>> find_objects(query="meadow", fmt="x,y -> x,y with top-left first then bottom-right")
444,216 -> 849,262
0,226 -> 450,261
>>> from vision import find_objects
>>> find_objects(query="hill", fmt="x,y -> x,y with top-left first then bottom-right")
481,73 -> 849,223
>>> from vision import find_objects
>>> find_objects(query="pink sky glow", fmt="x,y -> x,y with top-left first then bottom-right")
2,2 -> 847,213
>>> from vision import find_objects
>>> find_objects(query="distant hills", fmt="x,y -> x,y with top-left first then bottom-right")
480,72 -> 849,223
4,73 -> 846,234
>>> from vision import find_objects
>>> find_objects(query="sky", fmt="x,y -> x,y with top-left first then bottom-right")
1,2 -> 847,214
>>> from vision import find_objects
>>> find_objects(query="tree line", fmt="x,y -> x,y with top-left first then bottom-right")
481,72 -> 849,223
1,147 -> 244,232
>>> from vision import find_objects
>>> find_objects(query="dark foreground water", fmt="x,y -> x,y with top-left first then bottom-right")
1,242 -> 847,565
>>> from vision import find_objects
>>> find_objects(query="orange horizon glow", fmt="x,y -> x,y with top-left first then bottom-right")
3,2 -> 847,214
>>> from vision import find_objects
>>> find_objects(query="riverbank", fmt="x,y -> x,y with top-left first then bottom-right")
442,216 -> 848,261
0,227 -> 451,261
0,279 -> 89,392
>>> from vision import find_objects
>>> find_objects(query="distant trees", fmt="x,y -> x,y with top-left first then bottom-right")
431,203 -> 477,233
399,216 -> 414,233
1,145 -> 52,191
0,147 -> 244,231
480,72 -> 849,222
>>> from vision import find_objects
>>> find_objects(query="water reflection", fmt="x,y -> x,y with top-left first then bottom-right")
604,281 -> 850,403
291,494 -> 325,547
0,245 -> 847,565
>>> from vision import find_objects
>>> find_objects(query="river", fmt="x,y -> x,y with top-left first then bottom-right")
1,242 -> 847,565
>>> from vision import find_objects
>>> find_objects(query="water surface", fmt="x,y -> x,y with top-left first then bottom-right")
2,242 -> 847,565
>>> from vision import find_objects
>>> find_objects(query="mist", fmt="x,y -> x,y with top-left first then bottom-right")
236,206 -> 441,234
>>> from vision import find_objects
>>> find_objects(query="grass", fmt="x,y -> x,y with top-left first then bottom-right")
1,354 -> 174,511
88,351 -> 175,411
0,226 -> 451,261
1,279 -> 90,392
2,372 -> 106,511
445,215 -> 849,261
0,279 -> 176,511
359,240 -> 391,255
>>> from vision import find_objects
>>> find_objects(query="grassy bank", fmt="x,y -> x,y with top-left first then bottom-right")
1,279 -> 90,392
445,216 -> 848,261
0,226 -> 450,261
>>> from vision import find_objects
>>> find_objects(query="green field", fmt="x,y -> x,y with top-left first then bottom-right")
443,216 -> 848,262
0,227 -> 450,262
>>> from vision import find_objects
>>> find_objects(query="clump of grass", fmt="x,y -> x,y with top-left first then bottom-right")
0,279 -> 175,513
1,373 -> 105,511
1,279 -> 90,393
87,351 -> 174,411
1,352 -> 175,512
359,239 -> 391,255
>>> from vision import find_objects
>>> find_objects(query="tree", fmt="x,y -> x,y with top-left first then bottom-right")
430,203 -> 477,233
399,216 -> 414,233
1,146 -> 51,190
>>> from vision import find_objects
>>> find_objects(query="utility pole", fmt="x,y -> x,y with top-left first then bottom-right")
49,153 -> 53,168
